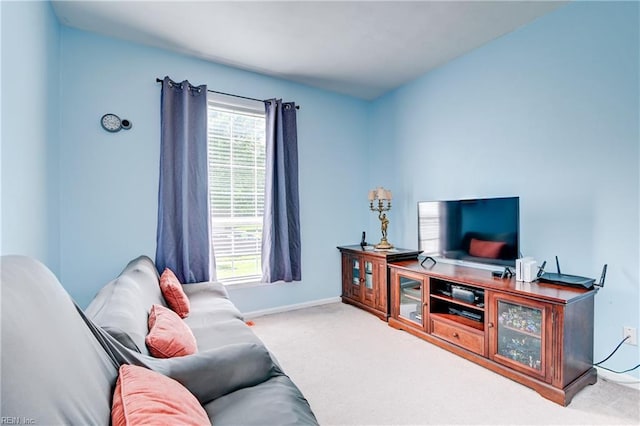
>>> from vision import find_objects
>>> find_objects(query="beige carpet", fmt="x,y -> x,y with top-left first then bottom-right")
250,302 -> 639,425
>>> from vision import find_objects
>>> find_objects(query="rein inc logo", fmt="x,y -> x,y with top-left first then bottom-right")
1,418 -> 35,425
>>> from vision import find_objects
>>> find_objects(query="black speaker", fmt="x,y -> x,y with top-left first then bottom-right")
452,285 -> 477,304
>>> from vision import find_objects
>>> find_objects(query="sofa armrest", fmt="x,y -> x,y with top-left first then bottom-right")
152,342 -> 279,404
182,281 -> 230,299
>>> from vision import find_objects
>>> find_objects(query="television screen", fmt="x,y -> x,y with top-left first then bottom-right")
418,196 -> 519,268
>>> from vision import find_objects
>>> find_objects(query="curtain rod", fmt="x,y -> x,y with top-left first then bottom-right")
155,78 -> 300,109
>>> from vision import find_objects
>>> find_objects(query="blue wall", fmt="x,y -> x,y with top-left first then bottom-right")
1,1 -> 60,273
2,0 -> 638,378
369,1 -> 639,376
58,28 -> 369,310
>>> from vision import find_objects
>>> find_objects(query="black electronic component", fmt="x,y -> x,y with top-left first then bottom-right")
492,267 -> 513,279
360,231 -> 367,249
452,286 -> 475,304
448,307 -> 482,322
420,256 -> 437,267
451,285 -> 484,305
537,256 -> 607,290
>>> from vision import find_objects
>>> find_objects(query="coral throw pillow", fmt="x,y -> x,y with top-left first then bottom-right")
160,268 -> 190,318
469,238 -> 506,259
112,364 -> 209,426
145,304 -> 197,358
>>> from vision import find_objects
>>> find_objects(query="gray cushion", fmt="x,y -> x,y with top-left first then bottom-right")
85,255 -> 165,355
204,375 -> 318,425
156,343 -> 279,403
183,282 -> 244,328
187,319 -> 266,352
0,256 -> 117,425
102,326 -> 141,352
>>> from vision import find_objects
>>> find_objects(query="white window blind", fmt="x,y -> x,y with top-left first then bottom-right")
418,202 -> 441,256
207,94 -> 266,284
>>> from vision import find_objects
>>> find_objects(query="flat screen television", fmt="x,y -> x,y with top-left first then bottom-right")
418,196 -> 520,269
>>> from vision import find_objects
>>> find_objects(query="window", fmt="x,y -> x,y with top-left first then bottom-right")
207,94 -> 266,285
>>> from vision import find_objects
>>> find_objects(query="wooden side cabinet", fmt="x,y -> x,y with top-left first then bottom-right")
338,245 -> 420,320
388,259 -> 598,406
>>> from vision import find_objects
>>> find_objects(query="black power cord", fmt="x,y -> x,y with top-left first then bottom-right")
598,364 -> 640,374
594,335 -> 640,374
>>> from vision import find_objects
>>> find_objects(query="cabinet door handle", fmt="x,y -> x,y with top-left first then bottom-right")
488,322 -> 494,328
452,332 -> 459,338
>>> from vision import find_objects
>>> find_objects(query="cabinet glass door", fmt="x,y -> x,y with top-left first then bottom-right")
347,256 -> 363,301
351,259 -> 361,286
496,301 -> 543,371
399,275 -> 423,325
364,261 -> 373,290
362,260 -> 375,304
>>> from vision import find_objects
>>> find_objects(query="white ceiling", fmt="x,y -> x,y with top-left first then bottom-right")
51,1 -> 567,100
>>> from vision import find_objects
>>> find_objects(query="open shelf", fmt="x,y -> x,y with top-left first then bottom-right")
430,293 -> 484,311
429,280 -> 485,331
431,313 -> 484,332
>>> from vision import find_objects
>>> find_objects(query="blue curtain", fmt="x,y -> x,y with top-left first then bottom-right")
155,77 -> 212,283
262,99 -> 301,282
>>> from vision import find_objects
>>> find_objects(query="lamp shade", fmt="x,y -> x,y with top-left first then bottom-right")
369,187 -> 392,201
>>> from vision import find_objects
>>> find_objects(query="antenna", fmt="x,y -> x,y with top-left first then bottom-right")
594,264 -> 607,288
555,256 -> 561,275
537,261 -> 547,278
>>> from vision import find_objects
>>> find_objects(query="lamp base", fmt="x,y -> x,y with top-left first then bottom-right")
375,240 -> 394,250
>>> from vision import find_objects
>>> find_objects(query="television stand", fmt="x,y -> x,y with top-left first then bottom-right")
388,259 -> 598,406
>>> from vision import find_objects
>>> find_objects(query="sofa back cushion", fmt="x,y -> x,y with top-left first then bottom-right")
468,238 -> 507,259
1,256 -> 117,425
462,231 -> 517,260
86,255 -> 165,356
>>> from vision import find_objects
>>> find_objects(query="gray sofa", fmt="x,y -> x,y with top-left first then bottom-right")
1,255 -> 318,425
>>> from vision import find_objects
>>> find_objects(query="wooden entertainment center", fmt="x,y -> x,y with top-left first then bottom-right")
338,247 -> 598,406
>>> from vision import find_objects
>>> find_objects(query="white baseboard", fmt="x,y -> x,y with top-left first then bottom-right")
596,366 -> 640,391
243,296 -> 341,319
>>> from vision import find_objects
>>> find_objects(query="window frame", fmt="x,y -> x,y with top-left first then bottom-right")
207,93 -> 266,286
